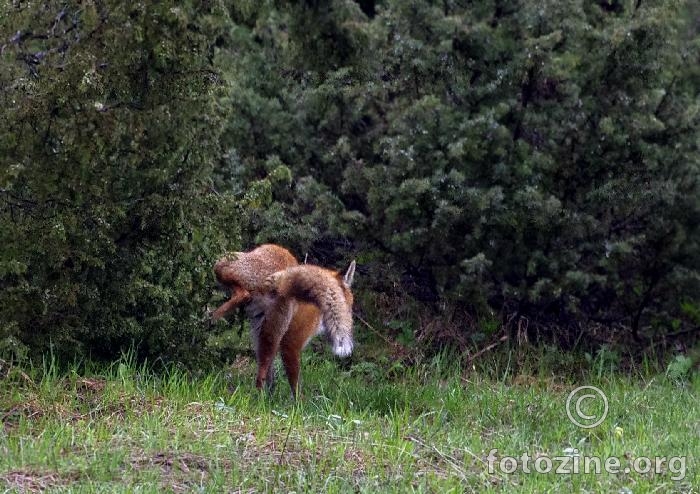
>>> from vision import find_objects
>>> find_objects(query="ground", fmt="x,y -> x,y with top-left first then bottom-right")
0,352 -> 698,492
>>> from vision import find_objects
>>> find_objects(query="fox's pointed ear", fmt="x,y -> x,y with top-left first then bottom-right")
343,260 -> 356,288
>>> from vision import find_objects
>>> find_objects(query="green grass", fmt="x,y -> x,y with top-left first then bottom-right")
0,350 -> 697,493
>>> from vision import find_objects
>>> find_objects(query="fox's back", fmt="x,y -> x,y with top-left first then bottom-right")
215,244 -> 298,292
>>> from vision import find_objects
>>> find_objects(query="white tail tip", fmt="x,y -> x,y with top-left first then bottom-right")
332,336 -> 353,358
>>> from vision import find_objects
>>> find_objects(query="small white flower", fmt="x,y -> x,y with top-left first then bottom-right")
563,447 -> 580,457
271,409 -> 289,419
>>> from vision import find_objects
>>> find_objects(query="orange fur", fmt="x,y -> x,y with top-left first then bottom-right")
263,264 -> 355,358
211,244 -> 298,322
251,301 -> 322,397
279,303 -> 322,396
212,244 -> 356,398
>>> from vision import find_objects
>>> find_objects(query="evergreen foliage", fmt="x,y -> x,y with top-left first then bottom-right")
221,0 -> 699,345
1,0 -> 698,362
0,1 -> 241,362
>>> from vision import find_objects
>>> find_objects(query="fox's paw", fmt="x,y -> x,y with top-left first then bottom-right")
206,305 -> 228,325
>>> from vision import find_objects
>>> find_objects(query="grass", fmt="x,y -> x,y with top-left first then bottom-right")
0,347 -> 698,493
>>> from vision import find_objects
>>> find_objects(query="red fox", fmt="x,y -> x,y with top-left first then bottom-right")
212,244 -> 356,397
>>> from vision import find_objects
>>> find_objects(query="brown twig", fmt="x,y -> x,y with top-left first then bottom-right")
461,333 -> 508,377
355,314 -> 403,351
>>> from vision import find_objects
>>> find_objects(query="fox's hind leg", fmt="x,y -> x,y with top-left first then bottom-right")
280,303 -> 321,399
280,336 -> 302,399
253,296 -> 294,392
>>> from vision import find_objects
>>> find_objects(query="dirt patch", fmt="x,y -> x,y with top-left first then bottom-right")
1,400 -> 44,432
128,451 -> 234,492
0,469 -> 79,493
74,378 -> 107,395
130,451 -> 220,473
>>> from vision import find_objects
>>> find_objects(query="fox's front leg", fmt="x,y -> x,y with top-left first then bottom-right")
211,285 -> 251,322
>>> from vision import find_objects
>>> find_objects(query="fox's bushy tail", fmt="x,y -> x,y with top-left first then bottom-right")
264,262 -> 356,357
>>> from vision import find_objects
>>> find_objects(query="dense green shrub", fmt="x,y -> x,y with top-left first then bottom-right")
0,1 -> 242,363
221,0 -> 699,346
1,0 -> 698,363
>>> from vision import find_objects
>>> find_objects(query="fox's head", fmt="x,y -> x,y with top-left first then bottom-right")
212,252 -> 240,286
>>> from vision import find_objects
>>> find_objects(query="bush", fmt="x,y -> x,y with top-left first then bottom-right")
0,1 -> 242,363
220,0 -> 700,347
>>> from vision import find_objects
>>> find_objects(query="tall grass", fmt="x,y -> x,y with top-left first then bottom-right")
0,347 -> 697,492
